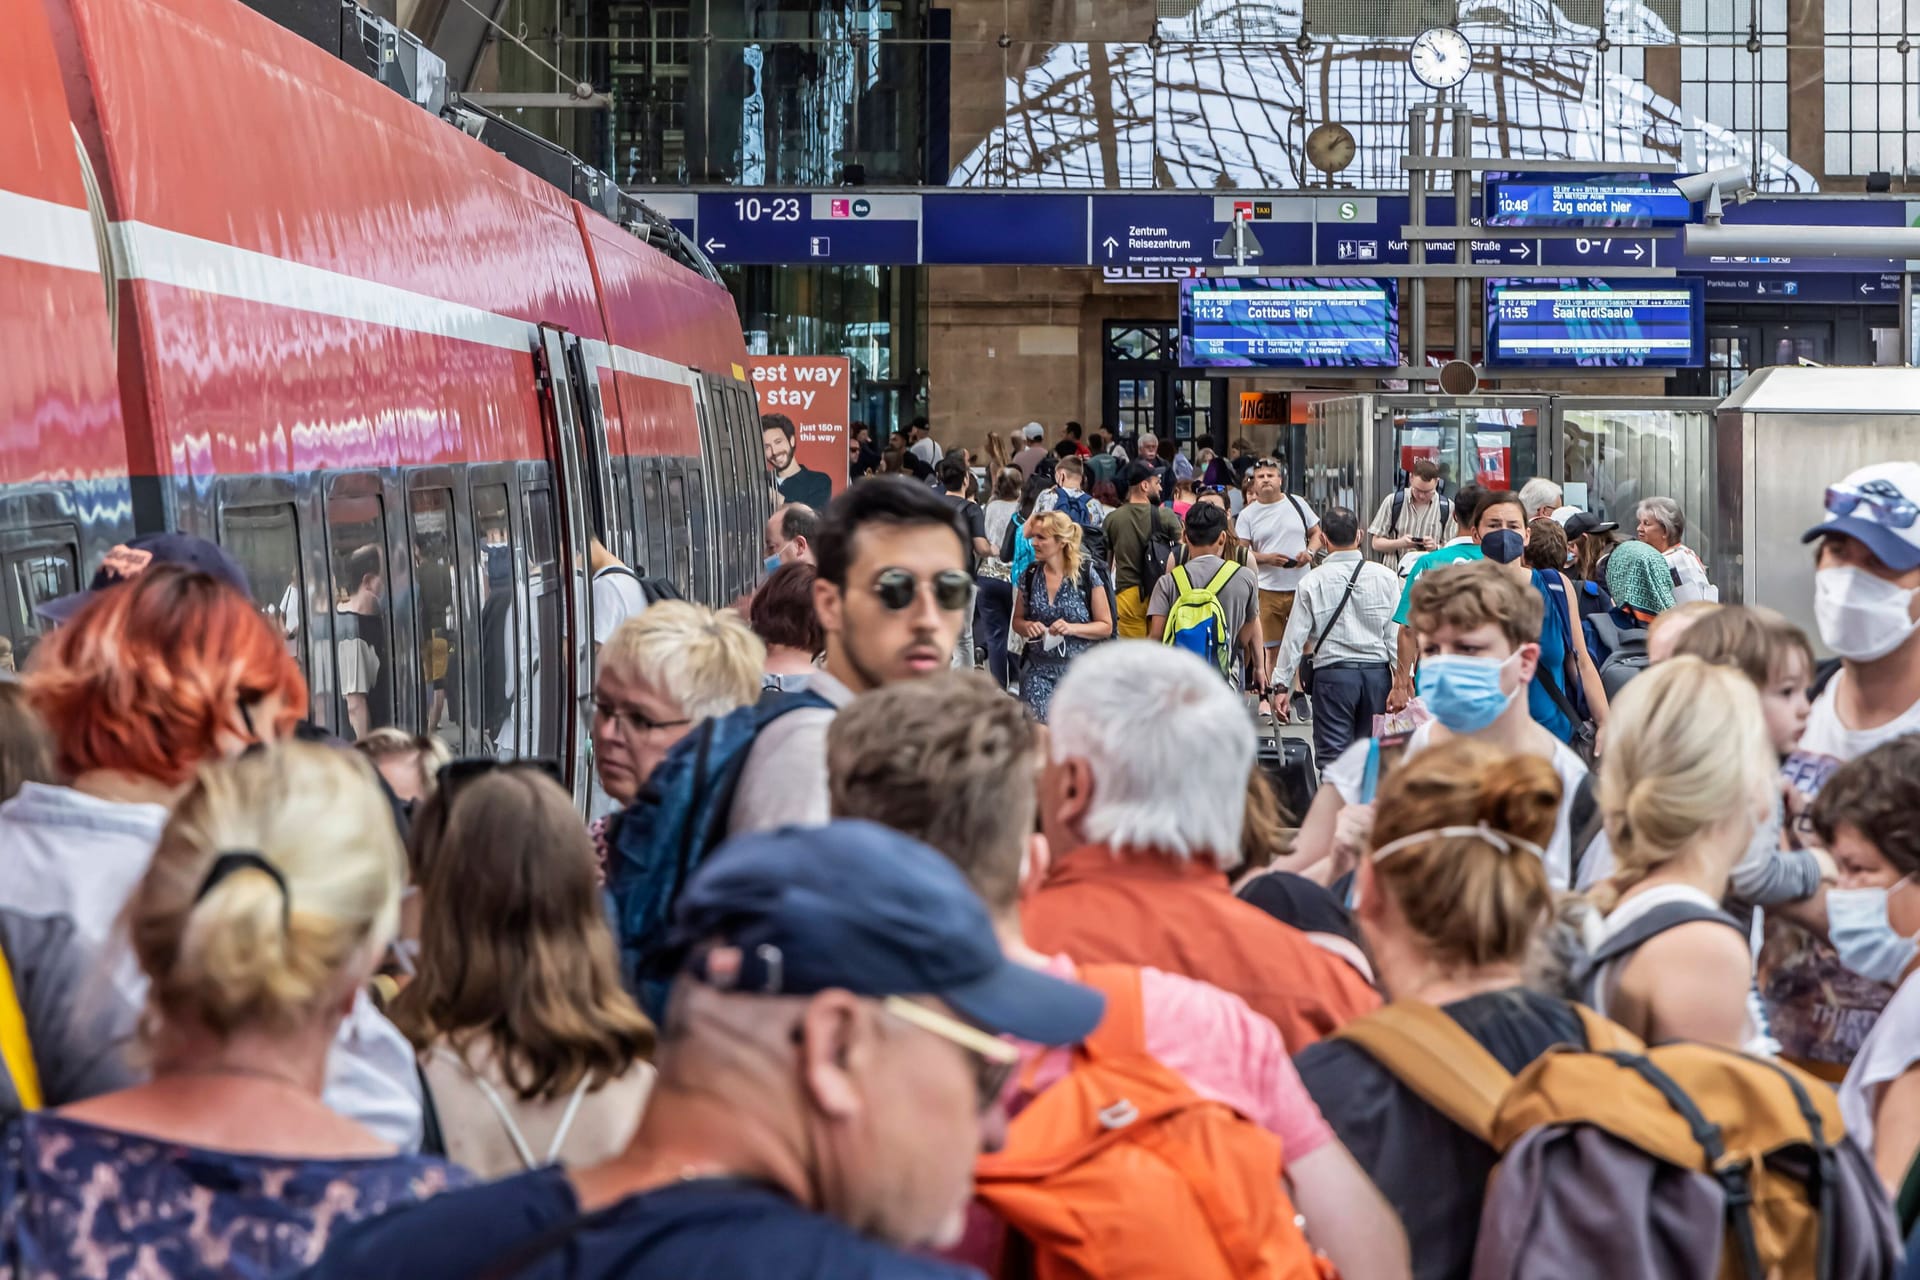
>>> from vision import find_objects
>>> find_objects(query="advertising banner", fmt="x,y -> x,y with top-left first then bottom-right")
751,355 -> 850,508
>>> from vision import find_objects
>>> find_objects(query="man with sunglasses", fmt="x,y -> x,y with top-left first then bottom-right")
301,820 -> 1102,1280
728,477 -> 975,835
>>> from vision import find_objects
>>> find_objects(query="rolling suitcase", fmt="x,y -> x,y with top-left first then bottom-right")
1258,732 -> 1317,824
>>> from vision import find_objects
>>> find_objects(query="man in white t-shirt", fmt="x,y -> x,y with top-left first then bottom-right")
589,538 -> 647,657
1797,462 -> 1920,769
1234,458 -> 1325,662
1284,559 -> 1590,892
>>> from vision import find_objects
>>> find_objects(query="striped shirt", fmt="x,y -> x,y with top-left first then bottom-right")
1272,551 -> 1401,687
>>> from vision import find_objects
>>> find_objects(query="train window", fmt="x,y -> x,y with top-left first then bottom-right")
326,486 -> 395,740
472,482 -> 516,757
685,467 -> 710,601
1,533 -> 78,672
611,453 -> 636,569
219,503 -> 305,673
407,488 -> 461,746
665,469 -> 692,599
640,462 -> 669,585
523,484 -> 563,762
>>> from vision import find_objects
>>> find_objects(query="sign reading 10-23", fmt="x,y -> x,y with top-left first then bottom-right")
697,192 -> 918,264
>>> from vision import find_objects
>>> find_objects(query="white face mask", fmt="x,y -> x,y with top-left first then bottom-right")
1815,566 -> 1920,662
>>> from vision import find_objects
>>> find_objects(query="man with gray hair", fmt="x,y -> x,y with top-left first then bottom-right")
1636,495 -> 1718,603
1022,642 -> 1381,1051
302,820 -> 1102,1279
1517,476 -> 1563,522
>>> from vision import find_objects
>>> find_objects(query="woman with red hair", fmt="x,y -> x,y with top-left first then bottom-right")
0,565 -> 304,969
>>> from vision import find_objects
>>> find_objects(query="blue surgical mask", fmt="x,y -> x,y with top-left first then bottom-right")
1416,653 -> 1518,734
764,553 -> 783,574
1828,879 -> 1919,985
1481,528 -> 1525,564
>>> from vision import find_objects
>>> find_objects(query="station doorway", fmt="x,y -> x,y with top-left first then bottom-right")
1101,320 -> 1229,451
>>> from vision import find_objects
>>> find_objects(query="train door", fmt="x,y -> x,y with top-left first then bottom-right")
534,326 -> 595,807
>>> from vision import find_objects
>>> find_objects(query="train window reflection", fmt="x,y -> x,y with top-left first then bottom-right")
473,482 -> 517,758
219,503 -> 305,679
640,462 -> 669,584
408,489 -> 461,747
524,484 -> 563,762
326,488 -> 394,741
3,535 -> 77,672
665,470 -> 692,599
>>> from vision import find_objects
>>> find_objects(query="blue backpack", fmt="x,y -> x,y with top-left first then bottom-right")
608,687 -> 832,1011
1053,485 -> 1093,525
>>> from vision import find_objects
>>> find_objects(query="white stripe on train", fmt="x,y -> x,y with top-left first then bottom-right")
1,187 -> 702,389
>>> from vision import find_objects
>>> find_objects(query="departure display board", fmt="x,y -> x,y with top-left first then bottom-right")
1484,173 -> 1693,228
1485,278 -> 1705,368
1180,278 -> 1398,368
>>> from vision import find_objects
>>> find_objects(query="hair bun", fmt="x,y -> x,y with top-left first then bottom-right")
1476,755 -> 1562,849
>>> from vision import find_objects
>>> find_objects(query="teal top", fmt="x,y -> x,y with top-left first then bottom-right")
1393,541 -> 1486,626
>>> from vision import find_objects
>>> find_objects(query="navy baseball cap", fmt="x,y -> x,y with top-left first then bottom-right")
658,820 -> 1104,1047
1802,462 -> 1920,574
37,532 -> 252,625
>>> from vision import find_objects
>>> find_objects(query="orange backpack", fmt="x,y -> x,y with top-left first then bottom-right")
972,964 -> 1335,1280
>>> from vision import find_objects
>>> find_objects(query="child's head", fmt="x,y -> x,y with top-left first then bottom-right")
1670,605 -> 1816,757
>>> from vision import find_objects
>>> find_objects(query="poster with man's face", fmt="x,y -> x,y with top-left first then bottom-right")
752,357 -> 850,510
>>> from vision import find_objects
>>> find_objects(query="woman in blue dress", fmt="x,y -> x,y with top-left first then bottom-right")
1012,511 -> 1113,722
0,743 -> 467,1278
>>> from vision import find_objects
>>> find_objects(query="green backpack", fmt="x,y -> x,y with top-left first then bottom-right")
1160,561 -> 1240,678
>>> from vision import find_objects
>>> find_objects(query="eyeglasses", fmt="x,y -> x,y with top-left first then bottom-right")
881,996 -> 1020,1113
1826,482 -> 1920,530
592,697 -> 692,735
872,568 -> 974,613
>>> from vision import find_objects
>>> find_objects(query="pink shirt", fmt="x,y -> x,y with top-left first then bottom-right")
943,955 -> 1333,1271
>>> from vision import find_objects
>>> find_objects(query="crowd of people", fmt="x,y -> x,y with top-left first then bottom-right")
6,424 -> 1920,1277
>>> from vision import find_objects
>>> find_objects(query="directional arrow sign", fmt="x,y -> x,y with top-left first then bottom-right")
1102,235 -> 1119,258
704,238 -> 725,254
1515,242 -> 1532,261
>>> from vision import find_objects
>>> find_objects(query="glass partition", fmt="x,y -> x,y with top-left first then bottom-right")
1391,407 -> 1539,498
1556,399 -> 1718,568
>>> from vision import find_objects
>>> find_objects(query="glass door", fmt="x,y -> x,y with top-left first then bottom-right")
1389,406 -> 1541,497
1102,321 -> 1228,455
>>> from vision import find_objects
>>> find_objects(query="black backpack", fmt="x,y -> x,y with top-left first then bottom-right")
1133,507 -> 1177,601
1385,487 -> 1452,539
596,563 -> 681,607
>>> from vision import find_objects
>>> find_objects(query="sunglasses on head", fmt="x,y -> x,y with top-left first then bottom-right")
1826,482 -> 1920,531
872,568 -> 974,613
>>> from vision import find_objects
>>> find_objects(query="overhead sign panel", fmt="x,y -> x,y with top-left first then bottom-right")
921,193 -> 1087,264
1311,197 -> 1536,267
693,192 -> 920,264
1180,278 -> 1399,369
1485,278 -> 1705,369
1484,173 -> 1693,228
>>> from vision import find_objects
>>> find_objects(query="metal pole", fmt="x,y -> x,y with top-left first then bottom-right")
1453,107 -> 1473,366
1904,271 -> 1915,367
1408,106 -> 1427,369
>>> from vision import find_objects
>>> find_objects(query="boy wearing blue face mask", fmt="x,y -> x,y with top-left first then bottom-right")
1289,561 -> 1593,892
1823,738 -> 1920,1196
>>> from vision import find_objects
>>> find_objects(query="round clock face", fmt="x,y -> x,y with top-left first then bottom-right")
1410,26 -> 1473,89
1306,123 -> 1357,174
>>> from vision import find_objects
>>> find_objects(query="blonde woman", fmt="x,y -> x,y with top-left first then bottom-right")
1011,510 -> 1113,721
1584,656 -> 1778,1051
0,744 -> 465,1276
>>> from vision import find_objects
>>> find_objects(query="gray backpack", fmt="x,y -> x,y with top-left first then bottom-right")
1335,1001 -> 1900,1280
1590,612 -> 1649,700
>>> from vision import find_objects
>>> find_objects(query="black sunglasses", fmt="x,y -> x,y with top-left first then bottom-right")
872,568 -> 973,613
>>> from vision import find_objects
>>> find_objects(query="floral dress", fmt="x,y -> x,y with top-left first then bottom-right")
0,1111 -> 468,1279
1019,564 -> 1096,723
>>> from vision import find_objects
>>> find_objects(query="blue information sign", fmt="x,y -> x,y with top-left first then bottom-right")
1537,234 -> 1662,269
1485,173 -> 1693,228
1179,278 -> 1399,368
693,192 -> 920,264
1485,278 -> 1705,368
922,193 -> 1087,265
1091,195 -> 1216,267
1312,197 -> 1536,267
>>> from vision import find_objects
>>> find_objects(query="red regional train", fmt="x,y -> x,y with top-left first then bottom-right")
2,0 -> 768,803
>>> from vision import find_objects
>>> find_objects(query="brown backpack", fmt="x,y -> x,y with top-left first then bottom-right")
1335,1000 -> 1900,1280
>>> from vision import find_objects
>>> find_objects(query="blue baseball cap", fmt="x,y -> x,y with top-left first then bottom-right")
37,532 -> 252,625
1802,462 -> 1920,574
658,820 -> 1104,1047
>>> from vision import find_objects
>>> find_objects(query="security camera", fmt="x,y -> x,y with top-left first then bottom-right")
1671,165 -> 1754,220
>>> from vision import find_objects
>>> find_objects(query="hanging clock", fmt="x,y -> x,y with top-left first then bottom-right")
1306,122 -> 1357,175
1409,26 -> 1473,90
